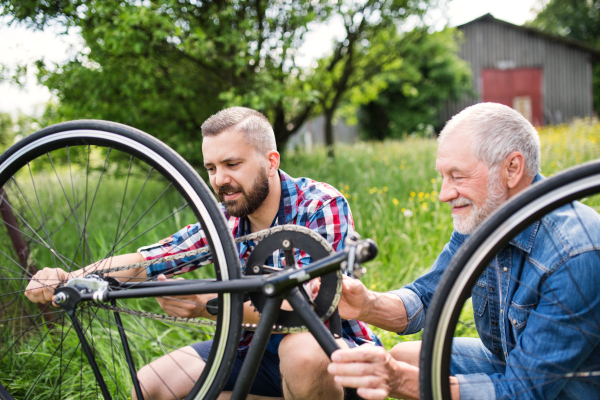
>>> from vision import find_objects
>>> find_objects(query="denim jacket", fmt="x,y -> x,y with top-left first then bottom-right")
391,175 -> 600,399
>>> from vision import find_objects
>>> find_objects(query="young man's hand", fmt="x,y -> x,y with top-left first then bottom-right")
25,268 -> 70,304
155,274 -> 216,319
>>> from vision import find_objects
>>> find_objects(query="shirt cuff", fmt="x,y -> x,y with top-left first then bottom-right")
388,288 -> 425,335
456,374 -> 495,400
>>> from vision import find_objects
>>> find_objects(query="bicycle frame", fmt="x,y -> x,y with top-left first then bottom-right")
53,239 -> 377,400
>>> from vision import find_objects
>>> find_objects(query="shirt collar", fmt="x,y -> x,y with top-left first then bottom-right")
278,169 -> 299,224
508,173 -> 544,253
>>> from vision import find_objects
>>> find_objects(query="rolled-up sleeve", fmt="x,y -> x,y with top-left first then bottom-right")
137,222 -> 214,277
388,288 -> 426,335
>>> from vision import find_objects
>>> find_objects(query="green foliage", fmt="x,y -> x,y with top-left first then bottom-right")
1,0 -> 443,162
1,0 -> 333,165
299,0 -> 437,156
529,0 -> 600,115
0,111 -> 45,153
359,28 -> 472,140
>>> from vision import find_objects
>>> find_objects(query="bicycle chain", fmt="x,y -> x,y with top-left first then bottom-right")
96,225 -> 332,275
96,225 -> 342,334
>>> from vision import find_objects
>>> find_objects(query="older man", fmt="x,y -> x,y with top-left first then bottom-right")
25,107 -> 381,400
328,103 -> 600,399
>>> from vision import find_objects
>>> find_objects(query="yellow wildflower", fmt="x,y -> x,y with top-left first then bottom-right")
392,198 -> 399,205
410,191 -> 416,197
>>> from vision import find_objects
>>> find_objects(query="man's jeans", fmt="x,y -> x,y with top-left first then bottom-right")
451,338 -> 502,400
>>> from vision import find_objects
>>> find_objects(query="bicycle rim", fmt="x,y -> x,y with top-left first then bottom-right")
421,160 -> 600,400
0,120 -> 242,400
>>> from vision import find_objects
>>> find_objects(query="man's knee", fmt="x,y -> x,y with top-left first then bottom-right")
133,345 -> 206,400
279,332 -> 346,400
389,340 -> 422,367
279,332 -> 331,372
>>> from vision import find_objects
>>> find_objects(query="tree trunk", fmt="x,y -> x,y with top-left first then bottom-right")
324,109 -> 335,159
0,188 -> 54,326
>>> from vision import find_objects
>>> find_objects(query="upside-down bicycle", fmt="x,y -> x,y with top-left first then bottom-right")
1,120 -> 599,400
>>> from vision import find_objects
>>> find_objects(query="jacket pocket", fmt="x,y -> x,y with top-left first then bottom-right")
471,270 -> 488,317
508,302 -> 536,330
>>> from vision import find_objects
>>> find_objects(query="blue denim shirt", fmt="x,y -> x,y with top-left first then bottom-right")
391,175 -> 600,399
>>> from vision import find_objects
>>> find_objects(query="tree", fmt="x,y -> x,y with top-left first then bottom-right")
0,0 -> 441,162
302,0 -> 435,157
1,0 -> 331,166
529,0 -> 600,115
359,27 -> 471,140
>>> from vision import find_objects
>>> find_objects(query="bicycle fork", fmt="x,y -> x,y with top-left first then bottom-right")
56,286 -> 143,400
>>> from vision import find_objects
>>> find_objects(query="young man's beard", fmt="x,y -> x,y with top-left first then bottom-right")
218,168 -> 270,218
450,167 -> 508,235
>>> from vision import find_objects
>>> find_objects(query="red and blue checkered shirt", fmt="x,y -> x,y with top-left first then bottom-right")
138,170 -> 382,352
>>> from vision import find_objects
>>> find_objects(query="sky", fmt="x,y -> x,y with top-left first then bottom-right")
0,0 -> 544,116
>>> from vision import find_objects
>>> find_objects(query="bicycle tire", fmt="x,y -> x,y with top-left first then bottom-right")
0,120 -> 243,400
420,160 -> 600,400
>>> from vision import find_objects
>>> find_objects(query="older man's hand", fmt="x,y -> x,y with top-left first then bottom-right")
337,275 -> 370,320
327,345 -> 420,400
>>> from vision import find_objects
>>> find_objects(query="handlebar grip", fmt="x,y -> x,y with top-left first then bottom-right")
355,239 -> 378,264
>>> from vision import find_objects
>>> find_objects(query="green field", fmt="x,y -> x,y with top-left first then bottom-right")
1,118 -> 599,398
282,118 -> 600,347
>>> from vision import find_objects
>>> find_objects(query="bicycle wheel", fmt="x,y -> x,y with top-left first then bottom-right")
0,120 -> 243,400
421,160 -> 600,400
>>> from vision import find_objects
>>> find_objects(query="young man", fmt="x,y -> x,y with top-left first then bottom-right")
26,107 -> 381,400
328,103 -> 600,400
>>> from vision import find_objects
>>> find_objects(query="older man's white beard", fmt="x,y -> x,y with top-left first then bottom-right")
450,172 -> 508,235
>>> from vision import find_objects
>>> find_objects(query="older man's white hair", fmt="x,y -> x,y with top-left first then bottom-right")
439,103 -> 541,177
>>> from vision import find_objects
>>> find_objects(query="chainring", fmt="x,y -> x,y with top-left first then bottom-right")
246,229 -> 342,329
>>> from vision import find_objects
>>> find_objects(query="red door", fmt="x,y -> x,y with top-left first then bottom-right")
481,68 -> 543,126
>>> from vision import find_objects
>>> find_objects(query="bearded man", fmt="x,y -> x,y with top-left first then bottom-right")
25,107 -> 381,400
328,102 -> 600,400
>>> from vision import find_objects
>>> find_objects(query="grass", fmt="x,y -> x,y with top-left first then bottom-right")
280,118 -> 600,347
1,118 -> 599,397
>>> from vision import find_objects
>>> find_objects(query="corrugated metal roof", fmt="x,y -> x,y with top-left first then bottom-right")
458,13 -> 600,58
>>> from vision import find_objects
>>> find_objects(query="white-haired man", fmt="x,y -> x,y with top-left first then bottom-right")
328,103 -> 600,399
26,107 -> 381,400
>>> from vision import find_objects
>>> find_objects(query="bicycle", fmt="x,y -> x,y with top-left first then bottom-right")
0,120 -> 377,400
2,119 -> 600,400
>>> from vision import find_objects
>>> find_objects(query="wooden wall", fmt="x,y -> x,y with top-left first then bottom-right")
440,18 -> 594,126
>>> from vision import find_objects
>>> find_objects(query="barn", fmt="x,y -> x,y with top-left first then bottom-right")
440,13 -> 600,126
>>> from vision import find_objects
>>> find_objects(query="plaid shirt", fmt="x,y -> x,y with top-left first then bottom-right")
138,170 -> 382,352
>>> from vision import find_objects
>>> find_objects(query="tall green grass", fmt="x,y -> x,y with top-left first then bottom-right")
1,119 -> 599,397
280,118 -> 600,347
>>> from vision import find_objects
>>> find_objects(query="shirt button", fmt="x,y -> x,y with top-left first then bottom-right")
513,319 -> 517,325
492,321 -> 498,326
489,286 -> 495,292
494,348 -> 500,353
503,267 -> 508,272
500,309 -> 504,314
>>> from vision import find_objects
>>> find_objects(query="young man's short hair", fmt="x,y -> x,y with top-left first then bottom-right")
201,107 -> 277,154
